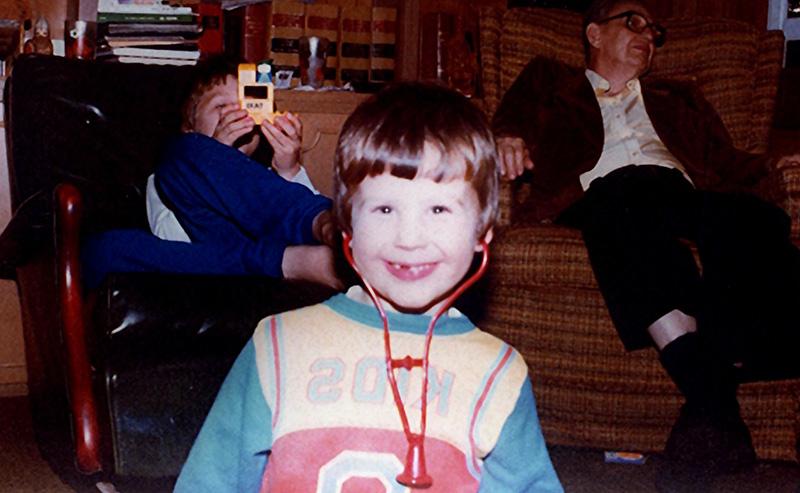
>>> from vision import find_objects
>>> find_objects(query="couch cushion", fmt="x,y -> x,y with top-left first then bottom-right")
491,224 -> 597,289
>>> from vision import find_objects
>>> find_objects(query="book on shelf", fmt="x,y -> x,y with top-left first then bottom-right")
97,0 -> 194,15
104,22 -> 202,36
198,1 -> 224,56
270,0 -> 303,73
100,45 -> 201,60
242,2 -> 269,62
370,6 -> 396,83
224,2 -> 269,62
97,12 -> 198,24
104,36 -> 197,47
339,5 -> 371,84
420,12 -> 454,81
103,55 -> 198,66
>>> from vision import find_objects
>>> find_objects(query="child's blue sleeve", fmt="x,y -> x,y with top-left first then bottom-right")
479,377 -> 563,493
173,340 -> 272,493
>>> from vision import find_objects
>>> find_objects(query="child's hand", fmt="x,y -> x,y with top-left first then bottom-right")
282,244 -> 343,290
191,88 -> 259,155
213,103 -> 260,155
261,112 -> 303,180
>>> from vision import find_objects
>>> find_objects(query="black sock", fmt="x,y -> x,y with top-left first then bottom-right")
659,332 -> 739,418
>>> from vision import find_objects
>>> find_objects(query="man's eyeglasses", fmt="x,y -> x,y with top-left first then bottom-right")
595,10 -> 666,48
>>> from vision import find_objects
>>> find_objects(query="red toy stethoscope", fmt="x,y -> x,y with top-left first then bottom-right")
341,233 -> 490,489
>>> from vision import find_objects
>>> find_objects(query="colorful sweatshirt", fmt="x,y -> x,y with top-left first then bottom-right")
174,289 -> 562,492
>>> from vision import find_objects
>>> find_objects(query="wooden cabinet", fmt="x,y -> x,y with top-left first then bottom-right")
276,90 -> 370,197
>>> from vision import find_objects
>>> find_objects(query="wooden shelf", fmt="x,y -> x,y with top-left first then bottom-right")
275,89 -> 370,115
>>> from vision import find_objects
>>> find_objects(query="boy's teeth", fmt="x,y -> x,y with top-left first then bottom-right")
392,262 -> 428,274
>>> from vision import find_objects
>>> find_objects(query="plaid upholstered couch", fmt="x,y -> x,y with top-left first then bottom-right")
476,7 -> 800,461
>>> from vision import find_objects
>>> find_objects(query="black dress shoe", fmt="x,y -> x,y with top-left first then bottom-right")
655,404 -> 756,493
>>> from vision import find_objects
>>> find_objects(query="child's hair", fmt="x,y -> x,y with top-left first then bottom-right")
181,56 -> 239,132
333,81 -> 499,238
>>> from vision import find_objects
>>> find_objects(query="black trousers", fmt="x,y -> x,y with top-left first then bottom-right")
559,166 -> 800,381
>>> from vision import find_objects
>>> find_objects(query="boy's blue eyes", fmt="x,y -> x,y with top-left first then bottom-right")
373,206 -> 450,214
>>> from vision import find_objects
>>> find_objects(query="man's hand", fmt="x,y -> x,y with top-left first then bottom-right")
282,245 -> 343,290
496,136 -> 534,179
312,210 -> 337,248
775,153 -> 800,170
262,112 -> 303,180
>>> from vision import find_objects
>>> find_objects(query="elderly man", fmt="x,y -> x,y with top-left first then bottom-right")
493,0 -> 800,491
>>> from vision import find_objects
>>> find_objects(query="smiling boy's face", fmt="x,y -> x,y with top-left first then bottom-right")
348,147 -> 491,314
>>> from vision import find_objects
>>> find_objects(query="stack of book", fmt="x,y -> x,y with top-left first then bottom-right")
338,4 -> 371,86
267,0 -> 398,88
370,5 -> 396,84
95,0 -> 202,66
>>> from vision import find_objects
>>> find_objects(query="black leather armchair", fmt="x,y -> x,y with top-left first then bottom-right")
2,54 -> 337,487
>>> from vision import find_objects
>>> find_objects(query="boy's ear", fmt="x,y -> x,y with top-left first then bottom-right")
476,227 -> 494,251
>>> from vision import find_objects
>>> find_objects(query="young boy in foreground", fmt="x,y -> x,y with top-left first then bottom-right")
174,82 -> 563,492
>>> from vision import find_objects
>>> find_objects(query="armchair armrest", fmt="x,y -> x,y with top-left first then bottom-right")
756,161 -> 800,241
55,182 -> 102,474
781,163 -> 800,241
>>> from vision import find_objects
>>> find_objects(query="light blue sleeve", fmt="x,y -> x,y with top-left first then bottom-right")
173,340 -> 272,493
479,376 -> 563,493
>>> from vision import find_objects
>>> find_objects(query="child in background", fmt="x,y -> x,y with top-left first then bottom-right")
146,56 -> 321,243
82,57 -> 340,290
174,82 -> 563,493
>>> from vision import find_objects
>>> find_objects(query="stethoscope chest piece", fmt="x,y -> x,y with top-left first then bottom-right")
397,433 -> 433,488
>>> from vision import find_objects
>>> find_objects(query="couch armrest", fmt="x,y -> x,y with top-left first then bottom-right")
756,161 -> 800,242
778,162 -> 800,241
55,182 -> 102,474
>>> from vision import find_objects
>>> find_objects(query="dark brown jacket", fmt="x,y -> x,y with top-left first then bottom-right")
492,56 -> 770,222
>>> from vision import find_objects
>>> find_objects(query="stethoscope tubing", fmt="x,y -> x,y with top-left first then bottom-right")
341,234 -> 490,488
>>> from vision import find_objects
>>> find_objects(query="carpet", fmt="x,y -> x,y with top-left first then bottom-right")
2,396 -> 800,492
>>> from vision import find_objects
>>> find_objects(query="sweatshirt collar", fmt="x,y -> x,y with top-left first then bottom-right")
323,286 -> 476,335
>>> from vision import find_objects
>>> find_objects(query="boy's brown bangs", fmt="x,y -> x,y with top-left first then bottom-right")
336,135 -> 496,236
333,81 -> 499,236
346,137 -> 477,184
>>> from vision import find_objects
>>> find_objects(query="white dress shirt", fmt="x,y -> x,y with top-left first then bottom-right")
579,69 -> 692,191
